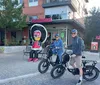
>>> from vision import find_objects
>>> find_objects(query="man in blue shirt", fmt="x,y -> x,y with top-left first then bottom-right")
69,29 -> 84,85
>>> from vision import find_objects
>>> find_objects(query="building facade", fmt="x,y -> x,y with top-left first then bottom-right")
23,0 -> 89,46
0,0 -> 89,46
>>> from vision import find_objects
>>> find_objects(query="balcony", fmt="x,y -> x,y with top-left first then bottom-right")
45,13 -> 68,20
42,0 -> 77,12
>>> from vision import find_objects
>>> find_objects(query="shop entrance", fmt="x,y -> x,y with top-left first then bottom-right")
45,28 -> 67,47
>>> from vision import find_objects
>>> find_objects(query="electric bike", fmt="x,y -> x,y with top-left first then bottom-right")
38,46 -> 60,74
51,50 -> 100,81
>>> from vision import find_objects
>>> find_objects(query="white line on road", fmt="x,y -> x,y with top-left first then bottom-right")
0,60 -> 100,84
0,70 -> 51,84
0,71 -> 45,84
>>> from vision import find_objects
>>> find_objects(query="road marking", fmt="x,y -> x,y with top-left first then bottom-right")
0,70 -> 51,84
0,71 -> 46,84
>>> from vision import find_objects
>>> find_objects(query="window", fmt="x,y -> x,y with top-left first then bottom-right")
46,0 -> 50,3
29,16 -> 38,21
52,14 -> 61,20
45,15 -> 51,18
11,32 -> 16,38
45,13 -> 67,20
29,0 -> 38,7
52,14 -> 56,20
61,13 -> 67,19
29,0 -> 33,2
19,0 -> 23,4
12,0 -> 23,4
34,0 -> 38,2
32,16 -> 38,19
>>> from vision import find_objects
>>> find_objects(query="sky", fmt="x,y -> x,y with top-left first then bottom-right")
88,0 -> 100,10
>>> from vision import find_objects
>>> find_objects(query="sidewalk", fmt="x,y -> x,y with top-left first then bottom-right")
0,51 -> 100,61
66,50 -> 100,61
83,51 -> 100,62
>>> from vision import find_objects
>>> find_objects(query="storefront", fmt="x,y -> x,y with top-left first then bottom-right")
0,29 -> 29,46
29,18 -> 85,47
44,24 -> 70,47
0,19 -> 84,46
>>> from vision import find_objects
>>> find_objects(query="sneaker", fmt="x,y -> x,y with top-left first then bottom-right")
76,80 -> 82,85
33,58 -> 39,62
28,58 -> 33,62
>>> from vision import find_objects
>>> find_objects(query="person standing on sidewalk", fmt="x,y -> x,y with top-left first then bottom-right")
68,29 -> 85,85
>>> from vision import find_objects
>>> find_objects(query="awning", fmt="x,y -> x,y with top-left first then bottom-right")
28,18 -> 85,32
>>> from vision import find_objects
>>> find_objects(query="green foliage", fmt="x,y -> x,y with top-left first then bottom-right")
0,0 -> 27,30
85,7 -> 100,45
0,47 -> 4,53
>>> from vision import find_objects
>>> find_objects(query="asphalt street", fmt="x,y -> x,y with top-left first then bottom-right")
0,52 -> 100,85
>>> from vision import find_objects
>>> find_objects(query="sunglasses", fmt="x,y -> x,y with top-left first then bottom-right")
55,37 -> 59,38
71,33 -> 76,35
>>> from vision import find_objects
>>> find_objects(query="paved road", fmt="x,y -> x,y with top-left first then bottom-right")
0,52 -> 100,85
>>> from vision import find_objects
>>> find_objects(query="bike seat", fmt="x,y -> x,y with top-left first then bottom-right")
82,56 -> 85,58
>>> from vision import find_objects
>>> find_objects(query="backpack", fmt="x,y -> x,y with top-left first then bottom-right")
77,37 -> 85,51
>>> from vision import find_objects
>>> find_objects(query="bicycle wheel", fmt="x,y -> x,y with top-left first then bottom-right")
38,59 -> 50,74
51,64 -> 65,79
83,66 -> 99,81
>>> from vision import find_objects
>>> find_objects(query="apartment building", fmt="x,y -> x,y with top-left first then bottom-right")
0,0 -> 89,46
23,0 -> 89,45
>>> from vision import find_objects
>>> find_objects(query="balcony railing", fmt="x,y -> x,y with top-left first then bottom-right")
42,0 -> 78,12
45,13 -> 68,20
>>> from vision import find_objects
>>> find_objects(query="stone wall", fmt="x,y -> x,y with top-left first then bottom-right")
0,46 -> 26,53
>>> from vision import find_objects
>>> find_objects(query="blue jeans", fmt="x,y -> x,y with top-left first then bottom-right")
57,52 -> 63,63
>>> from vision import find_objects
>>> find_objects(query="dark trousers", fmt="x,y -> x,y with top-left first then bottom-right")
55,55 -> 60,64
29,50 -> 38,58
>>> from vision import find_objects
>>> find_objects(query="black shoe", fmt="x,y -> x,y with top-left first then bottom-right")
76,80 -> 82,85
52,62 -> 56,66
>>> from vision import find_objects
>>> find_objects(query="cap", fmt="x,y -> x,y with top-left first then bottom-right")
55,34 -> 59,37
71,29 -> 78,33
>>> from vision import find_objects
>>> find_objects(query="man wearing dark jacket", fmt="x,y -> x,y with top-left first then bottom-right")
69,29 -> 84,85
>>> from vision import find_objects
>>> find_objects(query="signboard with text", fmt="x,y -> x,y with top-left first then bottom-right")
91,42 -> 98,51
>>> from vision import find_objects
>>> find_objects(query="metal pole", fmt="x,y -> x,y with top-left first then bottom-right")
66,27 -> 68,47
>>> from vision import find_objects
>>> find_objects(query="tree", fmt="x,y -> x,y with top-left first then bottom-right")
85,7 -> 100,46
0,0 -> 27,45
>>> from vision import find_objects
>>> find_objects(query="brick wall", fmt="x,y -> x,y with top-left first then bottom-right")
23,0 -> 44,19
